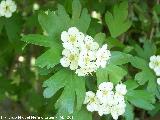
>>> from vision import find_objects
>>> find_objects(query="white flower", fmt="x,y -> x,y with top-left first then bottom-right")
84,82 -> 127,119
157,78 -> 160,85
112,93 -> 125,106
80,35 -> 99,51
149,55 -> 158,69
96,82 -> 114,103
83,91 -> 100,112
78,50 -> 96,67
96,44 -> 111,68
76,62 -> 97,76
115,83 -> 127,95
96,90 -> 114,104
61,27 -> 84,50
98,82 -> 113,91
0,0 -> 17,18
98,104 -> 111,116
60,48 -> 79,70
110,104 -> 126,120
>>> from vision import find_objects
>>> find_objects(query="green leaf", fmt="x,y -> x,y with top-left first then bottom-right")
38,0 -> 90,41
124,80 -> 139,90
71,8 -> 91,33
0,18 -> 4,33
148,103 -> 160,116
105,1 -> 131,38
21,34 -> 54,47
55,77 -> 75,114
134,41 -> 156,60
5,14 -> 22,42
74,76 -> 86,110
73,107 -> 92,120
106,37 -> 125,49
35,46 -> 62,69
71,0 -> 91,33
43,69 -> 69,98
94,32 -> 106,46
124,102 -> 134,120
135,71 -> 151,85
55,72 -> 86,114
131,56 -> 158,96
72,0 -> 82,19
38,5 -> 70,39
130,56 -> 148,70
110,51 -> 132,65
43,69 -> 86,114
96,64 -> 127,85
127,90 -> 155,110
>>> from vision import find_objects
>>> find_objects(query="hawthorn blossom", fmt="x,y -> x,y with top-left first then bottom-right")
84,82 -> 127,120
96,44 -> 111,68
60,48 -> 79,70
115,83 -> 127,95
60,27 -> 111,76
61,27 -> 84,50
0,0 -> 17,18
149,55 -> 160,76
83,91 -> 100,112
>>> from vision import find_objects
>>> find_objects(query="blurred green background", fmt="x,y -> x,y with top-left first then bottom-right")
0,0 -> 160,119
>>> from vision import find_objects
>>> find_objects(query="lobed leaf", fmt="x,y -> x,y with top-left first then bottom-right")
105,1 -> 131,38
21,34 -> 53,47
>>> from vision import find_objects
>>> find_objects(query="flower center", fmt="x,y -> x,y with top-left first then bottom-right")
90,97 -> 96,103
102,91 -> 108,95
155,61 -> 160,66
69,35 -> 76,43
69,54 -> 75,61
5,5 -> 10,11
85,56 -> 90,64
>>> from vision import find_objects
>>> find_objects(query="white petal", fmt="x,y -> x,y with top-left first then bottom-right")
98,82 -> 114,91
68,27 -> 79,35
77,32 -> 85,42
76,68 -> 86,76
150,55 -> 157,61
61,31 -> 69,42
84,35 -> 94,43
90,42 -> 99,51
1,1 -> 6,7
60,57 -> 70,67
70,61 -> 78,70
115,84 -> 127,95
155,67 -> 160,76
5,11 -> 12,18
84,91 -> 95,104
62,49 -> 70,56
157,78 -> 160,85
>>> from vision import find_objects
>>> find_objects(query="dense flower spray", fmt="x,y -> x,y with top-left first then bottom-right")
60,27 -> 111,76
84,82 -> 127,120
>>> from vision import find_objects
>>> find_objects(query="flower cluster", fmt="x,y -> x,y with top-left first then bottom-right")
149,55 -> 160,85
0,0 -> 16,18
84,82 -> 127,120
60,27 -> 111,76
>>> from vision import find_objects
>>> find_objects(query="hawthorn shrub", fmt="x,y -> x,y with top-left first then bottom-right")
0,0 -> 160,120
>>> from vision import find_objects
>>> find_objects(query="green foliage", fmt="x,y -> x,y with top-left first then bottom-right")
126,90 -> 155,110
105,1 -> 131,38
0,0 -> 160,119
96,64 -> 127,85
21,34 -> 54,47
